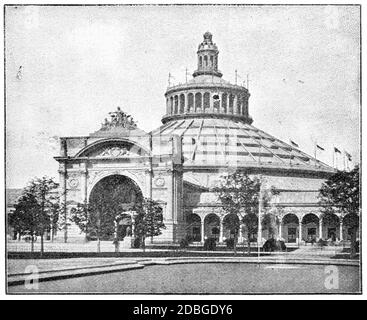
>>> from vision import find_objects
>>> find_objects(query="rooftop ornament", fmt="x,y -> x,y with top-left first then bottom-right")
101,107 -> 137,130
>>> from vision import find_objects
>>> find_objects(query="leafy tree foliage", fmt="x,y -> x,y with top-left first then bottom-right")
214,170 -> 278,254
319,166 -> 360,257
134,198 -> 166,249
9,177 -> 59,254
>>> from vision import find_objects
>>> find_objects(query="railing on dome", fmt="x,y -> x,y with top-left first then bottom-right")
166,81 -> 249,92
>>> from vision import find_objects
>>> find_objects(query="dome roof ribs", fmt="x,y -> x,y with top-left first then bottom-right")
231,123 -> 258,162
179,119 -> 195,137
234,122 -> 287,165
253,126 -> 324,168
157,120 -> 178,134
213,123 -> 226,158
191,119 -> 204,161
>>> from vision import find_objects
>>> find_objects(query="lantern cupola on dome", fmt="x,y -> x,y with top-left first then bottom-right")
193,31 -> 222,78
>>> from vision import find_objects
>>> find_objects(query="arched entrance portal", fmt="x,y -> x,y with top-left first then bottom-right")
88,175 -> 143,241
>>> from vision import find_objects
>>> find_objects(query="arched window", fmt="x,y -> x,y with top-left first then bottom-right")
210,56 -> 214,68
204,56 -> 208,67
243,96 -> 248,116
229,94 -> 234,114
195,92 -> 202,111
203,92 -> 210,111
213,93 -> 220,111
170,97 -> 174,115
166,98 -> 170,114
174,95 -> 178,114
222,93 -> 227,113
199,56 -> 203,68
236,96 -> 241,114
179,94 -> 185,113
188,93 -> 194,112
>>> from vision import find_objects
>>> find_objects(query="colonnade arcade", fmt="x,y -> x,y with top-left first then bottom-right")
279,212 -> 354,244
186,209 -> 357,244
166,90 -> 249,117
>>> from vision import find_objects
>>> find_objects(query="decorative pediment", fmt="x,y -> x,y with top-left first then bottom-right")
76,139 -> 150,158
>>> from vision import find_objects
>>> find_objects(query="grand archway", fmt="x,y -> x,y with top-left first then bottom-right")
88,174 -> 143,241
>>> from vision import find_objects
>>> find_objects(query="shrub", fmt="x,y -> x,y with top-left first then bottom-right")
224,238 -> 235,249
179,237 -> 189,249
133,237 -> 141,248
203,238 -> 217,251
318,239 -> 327,247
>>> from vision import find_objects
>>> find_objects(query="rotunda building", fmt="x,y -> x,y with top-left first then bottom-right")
152,32 -> 341,245
56,32 -> 354,246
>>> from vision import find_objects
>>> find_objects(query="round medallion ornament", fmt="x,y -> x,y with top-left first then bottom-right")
68,178 -> 79,188
154,177 -> 165,187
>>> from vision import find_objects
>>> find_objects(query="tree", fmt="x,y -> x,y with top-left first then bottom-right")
319,165 -> 360,257
70,202 -> 91,242
9,177 -> 59,255
214,171 -> 277,254
10,192 -> 40,252
134,198 -> 166,251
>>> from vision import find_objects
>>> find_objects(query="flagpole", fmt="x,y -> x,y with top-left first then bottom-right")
314,142 -> 317,167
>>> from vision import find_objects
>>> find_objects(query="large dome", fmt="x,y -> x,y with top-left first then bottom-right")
152,116 -> 333,175
153,32 -> 333,176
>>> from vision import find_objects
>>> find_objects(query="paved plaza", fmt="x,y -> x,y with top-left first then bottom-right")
8,262 -> 360,294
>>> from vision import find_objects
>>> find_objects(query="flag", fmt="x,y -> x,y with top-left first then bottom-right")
345,151 -> 352,161
192,138 -> 196,145
290,140 -> 299,148
334,147 -> 341,154
316,144 -> 325,151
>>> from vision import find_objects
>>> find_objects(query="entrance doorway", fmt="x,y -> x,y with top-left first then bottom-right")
89,174 -> 143,241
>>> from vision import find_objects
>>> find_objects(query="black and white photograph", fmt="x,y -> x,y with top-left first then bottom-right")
3,3 -> 361,296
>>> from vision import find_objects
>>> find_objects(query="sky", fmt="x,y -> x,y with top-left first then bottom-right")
5,5 -> 360,188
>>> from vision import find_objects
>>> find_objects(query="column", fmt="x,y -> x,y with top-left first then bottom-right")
219,219 -> 224,243
339,220 -> 343,241
80,162 -> 88,203
319,218 -> 323,240
184,93 -> 188,113
279,222 -> 282,239
58,162 -> 67,243
298,221 -> 302,244
201,220 -> 205,243
238,224 -> 244,243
